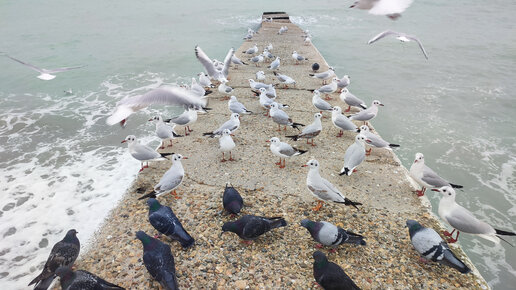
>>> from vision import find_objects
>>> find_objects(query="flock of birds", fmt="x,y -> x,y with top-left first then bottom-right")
16,1 -> 514,290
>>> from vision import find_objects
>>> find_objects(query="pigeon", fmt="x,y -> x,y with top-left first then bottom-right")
273,71 -> 296,88
231,55 -> 248,69
121,135 -> 172,172
358,125 -> 400,155
406,220 -> 471,274
219,129 -> 236,162
190,77 -> 212,97
292,51 -> 308,64
313,251 -> 361,290
221,215 -> 287,242
149,116 -> 181,149
165,109 -> 198,136
28,229 -> 80,290
5,54 -> 85,80
316,77 -> 339,100
243,44 -> 258,55
311,63 -> 320,72
269,102 -> 304,131
303,159 -> 362,211
368,30 -> 428,59
339,134 -> 369,176
223,183 -> 244,215
267,137 -> 307,168
268,57 -> 281,70
286,113 -> 322,146
309,67 -> 335,85
198,72 -> 214,88
55,267 -> 125,290
336,75 -> 350,89
195,45 -> 234,82
203,113 -> 240,137
433,186 -> 516,245
106,86 -> 207,127
147,198 -> 195,248
348,100 -> 384,124
136,231 -> 179,290
255,71 -> 266,81
339,88 -> 367,112
350,0 -> 413,20
138,154 -> 187,200
331,106 -> 358,137
228,96 -> 252,115
409,153 -> 463,196
301,219 -> 366,249
312,90 -> 333,113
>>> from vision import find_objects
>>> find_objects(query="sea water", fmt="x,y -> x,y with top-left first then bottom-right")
0,0 -> 514,288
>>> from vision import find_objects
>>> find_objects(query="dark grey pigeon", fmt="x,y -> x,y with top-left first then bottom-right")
29,229 -> 80,290
55,266 -> 125,289
136,231 -> 179,290
222,183 -> 243,215
406,220 -> 471,274
221,215 -> 286,241
300,219 -> 366,248
313,251 -> 360,290
147,198 -> 194,248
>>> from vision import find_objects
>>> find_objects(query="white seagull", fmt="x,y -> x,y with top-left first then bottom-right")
242,44 -> 258,55
5,54 -> 85,80
255,71 -> 266,81
149,116 -> 181,149
309,67 -> 335,85
219,129 -> 236,162
350,0 -> 414,20
312,90 -> 333,114
198,72 -> 214,88
339,88 -> 367,112
336,75 -> 350,89
339,134 -> 369,176
292,51 -> 308,64
331,106 -> 357,137
273,71 -> 296,88
164,109 -> 198,136
138,154 -> 187,200
231,55 -> 248,69
316,77 -> 339,100
286,113 -> 322,146
348,100 -> 384,124
358,125 -> 400,155
368,30 -> 428,59
269,102 -> 304,132
228,96 -> 252,115
195,46 -> 234,82
267,137 -> 307,168
268,56 -> 281,70
409,153 -> 463,196
203,113 -> 240,137
121,135 -> 172,172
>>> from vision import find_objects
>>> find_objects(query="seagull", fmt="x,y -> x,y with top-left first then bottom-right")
303,35 -> 312,46
255,71 -> 266,81
303,158 -> 362,211
195,46 -> 234,82
149,115 -> 181,149
339,88 -> 367,112
231,55 -> 248,69
269,102 -> 304,131
286,113 -> 322,146
121,135 -> 172,172
106,86 -> 207,127
348,100 -> 384,124
309,67 -> 335,85
263,48 -> 275,62
138,154 -> 187,200
358,125 -> 400,155
248,79 -> 271,90
292,51 -> 308,64
268,56 -> 280,70
350,0 -> 414,20
336,75 -> 350,89
331,106 -> 357,137
242,44 -> 258,55
218,81 -> 233,100
273,71 -> 296,88
368,30 -> 428,59
203,113 -> 240,137
228,96 -> 252,115
339,134 -> 369,176
5,54 -> 85,80
409,153 -> 463,196
278,26 -> 288,35
219,129 -> 236,162
198,72 -> 214,88
312,90 -> 333,114
190,77 -> 212,97
433,186 -> 516,245
316,77 -> 339,100
267,137 -> 307,168
266,43 -> 273,51
258,87 -> 275,115
249,54 -> 265,66
164,109 -> 198,136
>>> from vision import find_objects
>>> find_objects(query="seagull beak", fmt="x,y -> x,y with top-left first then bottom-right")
301,165 -> 308,167
431,189 -> 440,192
366,139 -> 372,144
148,118 -> 153,121
356,129 -> 361,133
349,4 -> 355,8
379,103 -> 385,106
182,156 -> 189,159
266,140 -> 270,143
121,140 -> 127,143
414,160 -> 417,163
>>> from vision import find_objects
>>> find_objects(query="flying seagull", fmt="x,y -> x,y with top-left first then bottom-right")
5,54 -> 85,80
368,30 -> 428,59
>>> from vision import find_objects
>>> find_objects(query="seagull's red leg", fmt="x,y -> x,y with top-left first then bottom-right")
344,106 -> 351,112
220,152 -> 227,162
365,148 -> 372,156
229,152 -> 235,161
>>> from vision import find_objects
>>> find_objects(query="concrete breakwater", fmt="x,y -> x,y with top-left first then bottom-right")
63,12 -> 488,289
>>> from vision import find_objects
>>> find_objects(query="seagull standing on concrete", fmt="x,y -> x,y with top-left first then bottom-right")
286,113 -> 322,146
358,125 -> 400,155
255,71 -> 266,81
292,51 -> 308,64
190,77 -> 212,97
198,72 -> 214,88
219,129 -> 236,162
409,153 -> 463,196
5,54 -> 85,80
273,71 -> 296,88
336,75 -> 350,89
316,77 -> 339,100
339,88 -> 367,112
231,55 -> 248,69
269,102 -> 304,131
249,54 -> 265,66
331,106 -> 357,137
138,154 -> 187,200
149,115 -> 181,149
218,81 -> 233,100
433,186 -> 516,244
268,56 -> 281,70
203,113 -> 240,137
312,90 -> 333,114
339,134 -> 369,176
267,137 -> 307,168
368,30 -> 428,59
303,158 -> 362,211
309,67 -> 335,85
349,100 -> 384,124
228,96 -> 252,115
243,44 -> 258,55
165,109 -> 198,136
121,135 -> 172,172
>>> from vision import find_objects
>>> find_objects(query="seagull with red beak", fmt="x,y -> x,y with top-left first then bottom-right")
409,152 -> 463,196
138,154 -> 188,200
121,135 -> 172,172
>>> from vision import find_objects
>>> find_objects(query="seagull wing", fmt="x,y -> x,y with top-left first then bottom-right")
46,65 -> 86,73
122,87 -> 207,108
367,30 -> 398,44
407,35 -> 429,59
369,0 -> 413,15
222,47 -> 235,77
195,46 -> 218,78
6,55 -> 44,73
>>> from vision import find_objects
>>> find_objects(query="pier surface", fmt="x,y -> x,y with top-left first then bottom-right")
68,13 -> 488,289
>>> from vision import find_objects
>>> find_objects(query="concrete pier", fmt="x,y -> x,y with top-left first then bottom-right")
71,13 -> 488,289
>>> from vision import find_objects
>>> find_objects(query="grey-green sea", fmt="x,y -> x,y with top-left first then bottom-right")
0,0 -> 514,288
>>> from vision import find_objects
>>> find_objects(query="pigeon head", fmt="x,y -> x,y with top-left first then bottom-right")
313,251 -> 329,269
431,186 -> 456,199
406,220 -> 423,238
413,152 -> 424,164
136,231 -> 157,250
221,221 -> 240,234
63,229 -> 79,243
300,219 -> 317,231
121,135 -> 136,144
359,125 -> 370,132
372,100 -> 384,107
146,198 -> 161,212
